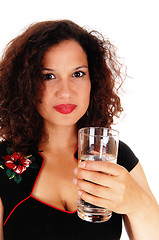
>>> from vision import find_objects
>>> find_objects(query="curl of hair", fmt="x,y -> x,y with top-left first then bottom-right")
0,20 -> 124,155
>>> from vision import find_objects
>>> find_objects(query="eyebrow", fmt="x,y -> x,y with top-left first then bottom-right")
74,65 -> 88,70
42,65 -> 88,71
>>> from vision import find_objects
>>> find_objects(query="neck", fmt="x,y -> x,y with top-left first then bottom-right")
39,124 -> 77,153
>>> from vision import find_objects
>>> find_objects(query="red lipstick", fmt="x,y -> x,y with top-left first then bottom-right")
53,104 -> 77,114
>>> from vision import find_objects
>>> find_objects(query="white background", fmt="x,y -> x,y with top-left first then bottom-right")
0,0 -> 159,238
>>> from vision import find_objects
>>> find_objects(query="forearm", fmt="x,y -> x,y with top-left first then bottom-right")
124,192 -> 159,240
0,230 -> 4,240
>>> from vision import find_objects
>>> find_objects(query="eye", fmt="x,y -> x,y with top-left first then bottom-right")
43,73 -> 56,80
72,71 -> 86,78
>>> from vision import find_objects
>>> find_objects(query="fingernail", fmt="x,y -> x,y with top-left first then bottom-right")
73,167 -> 78,175
78,161 -> 86,168
78,190 -> 82,196
73,178 -> 77,185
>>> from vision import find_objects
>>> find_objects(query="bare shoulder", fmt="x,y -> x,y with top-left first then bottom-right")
0,198 -> 4,240
130,162 -> 158,205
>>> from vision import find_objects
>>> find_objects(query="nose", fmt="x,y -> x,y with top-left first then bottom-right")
55,79 -> 73,100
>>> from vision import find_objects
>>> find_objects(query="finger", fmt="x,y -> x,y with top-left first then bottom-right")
74,167 -> 116,188
75,177 -> 114,200
78,160 -> 125,176
78,189 -> 112,209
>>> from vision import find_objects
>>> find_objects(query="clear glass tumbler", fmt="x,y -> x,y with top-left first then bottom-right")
77,127 -> 119,223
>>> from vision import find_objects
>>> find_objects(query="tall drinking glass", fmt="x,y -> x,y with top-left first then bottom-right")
77,127 -> 119,223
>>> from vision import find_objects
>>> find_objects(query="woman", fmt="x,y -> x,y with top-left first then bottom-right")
0,20 -> 159,240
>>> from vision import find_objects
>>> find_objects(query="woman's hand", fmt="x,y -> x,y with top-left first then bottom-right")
73,160 -> 159,239
73,160 -> 145,216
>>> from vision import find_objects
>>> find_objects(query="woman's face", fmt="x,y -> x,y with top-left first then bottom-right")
37,40 -> 91,129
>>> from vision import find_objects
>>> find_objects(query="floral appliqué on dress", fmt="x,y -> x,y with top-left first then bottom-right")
0,148 -> 37,184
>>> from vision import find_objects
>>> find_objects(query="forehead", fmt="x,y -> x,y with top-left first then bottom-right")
43,40 -> 88,67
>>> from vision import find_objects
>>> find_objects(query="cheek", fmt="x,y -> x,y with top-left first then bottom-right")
36,101 -> 45,118
85,82 -> 91,103
36,93 -> 51,117
38,86 -> 53,106
79,83 -> 91,111
85,91 -> 91,105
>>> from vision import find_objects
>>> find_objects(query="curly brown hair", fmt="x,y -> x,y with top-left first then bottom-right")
0,20 -> 123,155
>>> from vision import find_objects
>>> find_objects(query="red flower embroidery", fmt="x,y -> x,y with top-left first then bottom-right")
2,153 -> 32,174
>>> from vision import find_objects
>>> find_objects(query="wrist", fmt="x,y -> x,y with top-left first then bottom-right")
124,191 -> 159,240
126,190 -> 158,221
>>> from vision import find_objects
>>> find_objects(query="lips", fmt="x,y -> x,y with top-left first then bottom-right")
53,104 -> 77,114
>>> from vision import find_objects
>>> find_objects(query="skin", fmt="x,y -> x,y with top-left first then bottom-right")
73,153 -> 159,239
0,39 -> 91,238
33,40 -> 91,212
1,39 -> 159,240
37,40 -> 91,130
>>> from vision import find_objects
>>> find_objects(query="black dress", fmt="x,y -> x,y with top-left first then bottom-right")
0,141 -> 139,240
